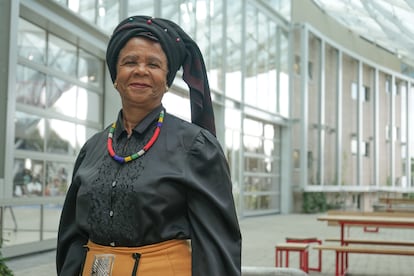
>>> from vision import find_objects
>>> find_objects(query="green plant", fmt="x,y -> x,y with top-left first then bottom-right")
302,191 -> 327,213
0,250 -> 13,276
0,240 -> 13,276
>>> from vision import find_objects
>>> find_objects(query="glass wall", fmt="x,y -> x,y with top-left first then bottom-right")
3,16 -> 104,250
242,117 -> 281,215
293,23 -> 414,211
4,1 -> 293,256
323,44 -> 338,186
7,0 -> 414,258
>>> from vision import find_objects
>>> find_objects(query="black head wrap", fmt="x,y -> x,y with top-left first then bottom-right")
106,15 -> 216,136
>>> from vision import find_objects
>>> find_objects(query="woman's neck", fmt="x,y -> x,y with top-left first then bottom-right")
121,105 -> 161,136
122,108 -> 148,136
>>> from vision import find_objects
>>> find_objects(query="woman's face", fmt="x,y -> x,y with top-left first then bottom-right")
115,37 -> 168,111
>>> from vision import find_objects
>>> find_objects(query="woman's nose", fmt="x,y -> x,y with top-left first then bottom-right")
133,63 -> 148,74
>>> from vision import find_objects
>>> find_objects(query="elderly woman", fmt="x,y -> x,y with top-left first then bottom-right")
56,15 -> 241,276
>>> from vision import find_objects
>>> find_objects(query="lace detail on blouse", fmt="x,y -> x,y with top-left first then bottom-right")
86,126 -> 154,245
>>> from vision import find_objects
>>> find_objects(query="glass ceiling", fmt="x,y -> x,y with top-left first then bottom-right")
312,0 -> 414,67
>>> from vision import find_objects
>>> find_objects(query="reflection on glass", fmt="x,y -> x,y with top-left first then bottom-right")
47,77 -> 76,117
78,49 -> 102,86
245,156 -> 275,174
78,0 -> 96,24
46,161 -> 70,197
76,125 -> 98,150
43,204 -> 62,240
14,112 -> 45,152
46,119 -> 76,155
77,88 -> 101,122
13,158 -> 44,197
1,205 -> 41,246
17,18 -> 46,64
97,0 -> 119,31
48,34 -> 77,76
16,65 -> 46,107
1,203 -> 61,246
162,93 -> 191,121
243,193 -> 279,212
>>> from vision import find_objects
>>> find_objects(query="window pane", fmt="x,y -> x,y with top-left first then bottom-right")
16,65 -> 46,107
48,34 -> 77,76
77,88 -> 102,122
78,49 -> 103,86
75,0 -> 96,24
18,18 -> 46,64
1,205 -> 42,245
96,0 -> 119,32
14,112 -> 45,152
76,125 -> 99,150
46,119 -> 77,155
47,77 -> 77,117
13,158 -> 45,197
46,162 -> 71,197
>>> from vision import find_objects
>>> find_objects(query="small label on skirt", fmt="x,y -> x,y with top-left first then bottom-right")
91,254 -> 115,276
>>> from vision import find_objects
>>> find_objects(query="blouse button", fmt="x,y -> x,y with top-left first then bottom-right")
112,181 -> 117,187
109,210 -> 114,217
110,242 -> 115,247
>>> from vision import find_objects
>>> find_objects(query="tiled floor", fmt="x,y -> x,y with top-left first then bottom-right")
5,213 -> 414,275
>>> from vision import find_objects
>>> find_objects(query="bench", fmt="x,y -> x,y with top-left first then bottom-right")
275,243 -> 309,273
314,244 -> 414,276
325,237 -> 414,247
379,197 -> 414,205
374,197 -> 414,212
285,237 -> 322,272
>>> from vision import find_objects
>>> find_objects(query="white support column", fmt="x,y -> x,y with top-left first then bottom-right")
0,0 -> 19,197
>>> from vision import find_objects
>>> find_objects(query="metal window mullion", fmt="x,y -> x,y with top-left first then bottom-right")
318,40 -> 325,186
374,68 -> 379,188
406,81 -> 414,188
391,75 -> 395,187
357,61 -> 363,186
407,81 -> 412,187
300,25 -> 309,189
276,26 -> 281,114
336,50 -> 343,186
239,0 -> 247,217
3,0 -> 19,198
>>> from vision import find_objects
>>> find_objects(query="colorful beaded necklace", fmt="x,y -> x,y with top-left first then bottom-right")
107,110 -> 165,164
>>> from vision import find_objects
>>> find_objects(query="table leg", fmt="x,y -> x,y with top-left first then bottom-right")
285,251 -> 289,267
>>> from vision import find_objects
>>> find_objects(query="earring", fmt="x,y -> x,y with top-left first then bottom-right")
165,85 -> 169,91
114,82 -> 118,89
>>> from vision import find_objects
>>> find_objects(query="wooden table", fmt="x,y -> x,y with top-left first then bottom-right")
317,214 -> 414,275
318,214 -> 414,244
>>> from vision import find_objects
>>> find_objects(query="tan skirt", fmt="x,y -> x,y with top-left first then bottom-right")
81,239 -> 191,276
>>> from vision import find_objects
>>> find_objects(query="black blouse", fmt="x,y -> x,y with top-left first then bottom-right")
56,105 -> 241,275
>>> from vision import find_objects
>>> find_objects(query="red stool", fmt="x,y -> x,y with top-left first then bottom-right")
286,237 -> 322,272
275,242 -> 309,273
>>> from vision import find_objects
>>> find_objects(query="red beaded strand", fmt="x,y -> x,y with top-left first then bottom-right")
107,110 -> 164,163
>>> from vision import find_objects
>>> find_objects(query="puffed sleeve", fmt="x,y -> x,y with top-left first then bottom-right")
56,145 -> 88,276
186,130 -> 242,275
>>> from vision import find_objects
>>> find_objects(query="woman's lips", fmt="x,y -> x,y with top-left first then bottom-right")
129,82 -> 151,89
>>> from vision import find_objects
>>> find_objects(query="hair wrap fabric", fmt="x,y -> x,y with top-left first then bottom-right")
106,15 -> 216,136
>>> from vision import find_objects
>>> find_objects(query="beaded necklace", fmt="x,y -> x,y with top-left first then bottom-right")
107,110 -> 165,164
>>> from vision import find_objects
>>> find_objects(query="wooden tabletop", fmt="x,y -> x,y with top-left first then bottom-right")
317,214 -> 414,227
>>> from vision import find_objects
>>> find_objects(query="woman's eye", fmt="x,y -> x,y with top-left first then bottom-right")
148,63 -> 160,68
123,61 -> 136,66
